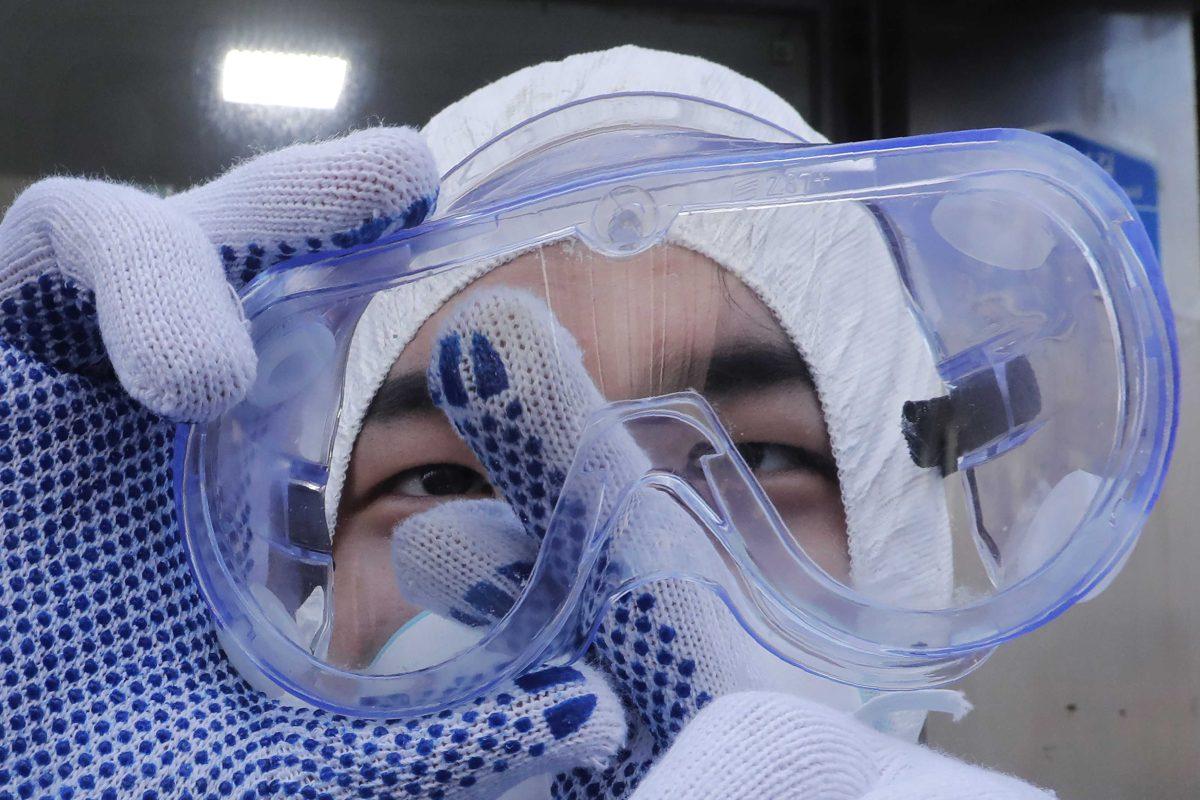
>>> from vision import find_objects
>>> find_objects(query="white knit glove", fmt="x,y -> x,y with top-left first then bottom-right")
0,131 -> 633,800
398,286 -> 1056,800
0,127 -> 438,422
628,691 -> 1051,800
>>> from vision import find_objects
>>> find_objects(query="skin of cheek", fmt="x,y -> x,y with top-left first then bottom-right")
716,386 -> 849,582
327,511 -> 422,669
757,477 -> 849,582
329,416 -> 482,669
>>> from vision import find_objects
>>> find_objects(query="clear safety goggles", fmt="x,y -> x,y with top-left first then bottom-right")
176,93 -> 1177,717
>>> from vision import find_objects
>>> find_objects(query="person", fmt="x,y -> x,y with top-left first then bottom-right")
329,242 -> 851,673
0,45 -> 1066,799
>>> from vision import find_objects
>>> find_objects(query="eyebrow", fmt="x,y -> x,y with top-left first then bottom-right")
362,340 -> 813,424
702,341 -> 815,396
363,370 -> 434,423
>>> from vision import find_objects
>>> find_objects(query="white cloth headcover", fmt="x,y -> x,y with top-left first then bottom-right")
326,45 -> 953,610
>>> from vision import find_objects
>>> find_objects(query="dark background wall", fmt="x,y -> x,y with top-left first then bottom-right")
0,0 -> 835,188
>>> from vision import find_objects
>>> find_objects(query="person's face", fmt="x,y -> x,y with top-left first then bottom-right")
329,242 -> 847,669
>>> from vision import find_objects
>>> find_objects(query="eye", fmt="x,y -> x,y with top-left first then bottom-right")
735,442 -> 798,473
686,441 -> 838,484
386,464 -> 493,498
739,442 -> 838,483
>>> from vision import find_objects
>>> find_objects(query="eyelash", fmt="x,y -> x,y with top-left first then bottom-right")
379,463 -> 493,499
689,441 -> 838,484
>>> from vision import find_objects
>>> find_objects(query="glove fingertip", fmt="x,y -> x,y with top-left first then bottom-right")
82,200 -> 259,423
392,499 -> 536,624
173,125 -> 440,253
515,663 -> 629,770
358,125 -> 439,227
120,319 -> 257,422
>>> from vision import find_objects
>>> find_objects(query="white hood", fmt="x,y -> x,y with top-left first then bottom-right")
327,45 -> 953,612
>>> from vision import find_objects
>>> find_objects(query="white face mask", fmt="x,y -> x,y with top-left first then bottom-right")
368,612 -> 484,675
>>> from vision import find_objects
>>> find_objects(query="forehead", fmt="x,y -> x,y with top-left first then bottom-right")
389,241 -> 792,381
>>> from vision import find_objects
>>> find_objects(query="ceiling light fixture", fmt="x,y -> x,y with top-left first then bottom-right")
220,49 -> 347,110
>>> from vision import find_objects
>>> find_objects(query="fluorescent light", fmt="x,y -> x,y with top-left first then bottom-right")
221,49 -> 347,110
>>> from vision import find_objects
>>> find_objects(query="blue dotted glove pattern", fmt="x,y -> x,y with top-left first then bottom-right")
425,292 -> 739,800
0,204 -> 621,800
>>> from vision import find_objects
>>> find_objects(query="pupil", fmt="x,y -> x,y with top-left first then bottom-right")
737,442 -> 765,469
421,465 -> 475,495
